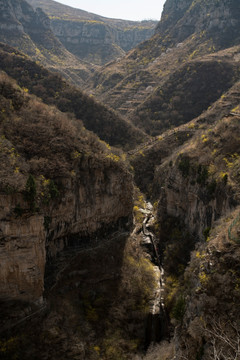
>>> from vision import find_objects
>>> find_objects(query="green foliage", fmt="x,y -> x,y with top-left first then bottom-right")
196,165 -> 208,185
203,226 -> 211,240
171,295 -> 185,321
14,203 -> 23,217
24,174 -> 36,211
178,155 -> 190,177
48,180 -> 59,199
223,173 -> 228,185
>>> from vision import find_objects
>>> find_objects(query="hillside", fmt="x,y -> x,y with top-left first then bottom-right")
1,0 -> 240,359
0,43 -> 147,149
27,0 -> 157,65
0,70 -> 133,302
86,0 -> 240,135
128,78 -> 240,359
0,0 -> 95,86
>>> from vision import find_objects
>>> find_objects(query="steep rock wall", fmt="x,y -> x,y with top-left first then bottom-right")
0,159 -> 133,304
157,0 -> 240,47
154,164 -> 234,240
0,194 -> 45,303
46,159 -> 133,257
0,0 -> 59,53
50,19 -> 156,65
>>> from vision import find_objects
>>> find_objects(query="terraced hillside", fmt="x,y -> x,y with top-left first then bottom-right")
86,0 -> 240,135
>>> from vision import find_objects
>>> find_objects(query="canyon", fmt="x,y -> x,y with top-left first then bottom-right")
0,0 -> 240,359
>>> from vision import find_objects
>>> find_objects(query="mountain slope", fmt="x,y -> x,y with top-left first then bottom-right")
0,0 -> 95,86
86,0 -> 240,135
128,78 -> 240,359
157,0 -> 240,48
0,71 -> 133,305
27,0 -> 157,65
0,43 -> 147,149
131,47 -> 240,135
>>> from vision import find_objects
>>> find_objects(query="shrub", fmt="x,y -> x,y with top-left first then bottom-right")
178,155 -> 190,177
203,227 -> 211,240
196,165 -> 208,185
14,203 -> 24,217
24,174 -> 36,211
171,295 -> 185,321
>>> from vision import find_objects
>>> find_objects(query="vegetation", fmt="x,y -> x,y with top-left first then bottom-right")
133,60 -> 238,136
0,43 -> 146,150
24,175 -> 37,211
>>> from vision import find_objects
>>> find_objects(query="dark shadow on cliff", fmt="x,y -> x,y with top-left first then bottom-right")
11,230 -> 131,359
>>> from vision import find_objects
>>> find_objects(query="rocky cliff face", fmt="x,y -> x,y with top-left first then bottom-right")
128,80 -> 240,360
157,0 -> 240,47
0,195 -> 45,303
50,20 -> 157,65
45,160 -> 133,258
0,74 -> 133,305
0,0 -> 95,85
51,19 -> 125,65
0,0 -> 61,55
27,0 -> 157,65
0,161 -> 133,304
174,212 -> 240,359
86,0 -> 240,126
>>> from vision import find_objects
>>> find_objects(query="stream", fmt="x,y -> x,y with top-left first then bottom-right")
140,202 -> 168,346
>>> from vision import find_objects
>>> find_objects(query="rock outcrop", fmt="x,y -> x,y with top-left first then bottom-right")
0,73 -> 133,305
157,0 -> 240,47
0,0 -> 95,85
27,0 -> 157,65
85,0 -> 240,129
0,195 -> 45,303
0,161 -> 133,304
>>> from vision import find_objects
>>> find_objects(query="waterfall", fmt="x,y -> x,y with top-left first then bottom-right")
141,202 -> 169,347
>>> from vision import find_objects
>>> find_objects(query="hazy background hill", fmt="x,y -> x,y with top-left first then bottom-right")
27,0 -> 158,65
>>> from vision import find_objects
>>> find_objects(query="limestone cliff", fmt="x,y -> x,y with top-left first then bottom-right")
157,0 -> 240,47
49,20 -> 157,65
0,74 -> 133,305
27,0 -> 157,65
0,161 -> 133,304
0,196 -> 45,303
128,80 -> 240,360
51,19 -> 125,65
0,0 -> 95,85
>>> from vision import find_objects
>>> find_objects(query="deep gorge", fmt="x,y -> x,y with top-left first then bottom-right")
0,0 -> 240,359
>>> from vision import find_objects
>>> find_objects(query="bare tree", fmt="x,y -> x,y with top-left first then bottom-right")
203,319 -> 240,360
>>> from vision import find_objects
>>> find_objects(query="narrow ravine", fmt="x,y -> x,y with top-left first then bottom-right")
140,202 -> 169,347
